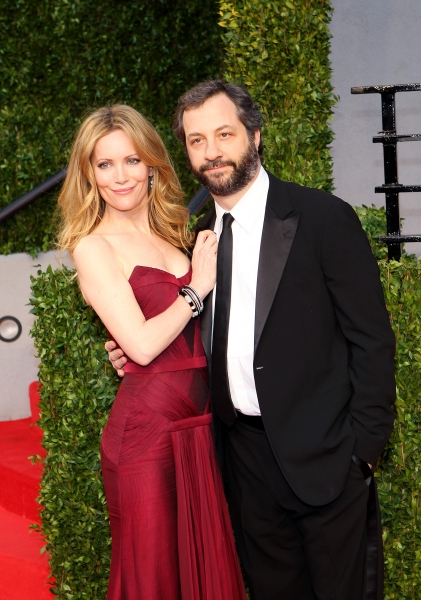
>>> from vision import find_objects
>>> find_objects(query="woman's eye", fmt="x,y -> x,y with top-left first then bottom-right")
98,162 -> 111,169
127,158 -> 140,165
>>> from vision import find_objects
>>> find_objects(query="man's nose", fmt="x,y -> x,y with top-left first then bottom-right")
204,139 -> 222,162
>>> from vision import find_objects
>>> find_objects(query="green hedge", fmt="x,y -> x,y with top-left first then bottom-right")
376,257 -> 421,599
353,205 -> 389,261
1,0 -> 336,256
219,0 -> 336,192
31,265 -> 117,599
0,0 -> 222,256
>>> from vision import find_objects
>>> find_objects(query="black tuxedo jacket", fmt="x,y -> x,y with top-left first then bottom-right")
196,172 -> 396,506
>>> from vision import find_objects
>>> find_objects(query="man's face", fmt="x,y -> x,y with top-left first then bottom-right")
182,93 -> 260,197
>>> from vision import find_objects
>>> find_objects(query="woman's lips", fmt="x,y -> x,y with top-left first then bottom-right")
112,187 -> 134,194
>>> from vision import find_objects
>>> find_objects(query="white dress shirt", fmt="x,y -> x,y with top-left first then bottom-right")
213,166 -> 269,416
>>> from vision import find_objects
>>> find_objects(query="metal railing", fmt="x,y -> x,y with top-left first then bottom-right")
0,170 -> 210,224
351,83 -> 421,260
0,169 -> 67,224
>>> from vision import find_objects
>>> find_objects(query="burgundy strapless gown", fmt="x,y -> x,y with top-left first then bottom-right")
100,266 -> 247,600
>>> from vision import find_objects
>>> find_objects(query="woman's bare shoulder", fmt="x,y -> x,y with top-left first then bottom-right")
73,232 -> 114,263
73,234 -> 125,288
74,231 -> 109,252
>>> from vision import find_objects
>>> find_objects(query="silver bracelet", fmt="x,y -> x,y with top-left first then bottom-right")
184,285 -> 204,314
179,285 -> 203,318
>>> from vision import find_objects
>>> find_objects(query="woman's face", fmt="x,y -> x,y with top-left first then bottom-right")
91,129 -> 153,215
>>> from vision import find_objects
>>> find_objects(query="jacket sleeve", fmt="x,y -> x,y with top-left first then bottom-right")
321,199 -> 396,465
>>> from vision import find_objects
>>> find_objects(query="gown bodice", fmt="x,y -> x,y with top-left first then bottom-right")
122,266 -> 206,374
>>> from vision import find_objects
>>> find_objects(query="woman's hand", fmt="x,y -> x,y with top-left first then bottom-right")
105,340 -> 127,377
190,230 -> 217,299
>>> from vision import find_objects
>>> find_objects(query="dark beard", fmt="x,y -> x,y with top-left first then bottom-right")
189,140 -> 260,197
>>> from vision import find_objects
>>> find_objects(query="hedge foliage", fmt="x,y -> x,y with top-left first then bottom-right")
2,0 -> 337,257
219,0 -> 336,192
353,205 -> 389,261
0,0 -> 222,256
353,206 -> 421,598
30,265 -> 117,599
377,257 -> 421,599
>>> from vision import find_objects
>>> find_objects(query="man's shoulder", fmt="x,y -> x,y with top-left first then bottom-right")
267,172 -> 355,220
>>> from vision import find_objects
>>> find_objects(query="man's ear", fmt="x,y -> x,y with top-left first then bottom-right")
254,129 -> 261,151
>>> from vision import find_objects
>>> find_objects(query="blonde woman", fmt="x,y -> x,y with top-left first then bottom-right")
57,105 -> 246,600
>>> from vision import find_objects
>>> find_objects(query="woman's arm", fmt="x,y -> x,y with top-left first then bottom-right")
74,231 -> 216,366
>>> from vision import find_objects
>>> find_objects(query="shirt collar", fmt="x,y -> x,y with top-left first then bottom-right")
214,166 -> 269,234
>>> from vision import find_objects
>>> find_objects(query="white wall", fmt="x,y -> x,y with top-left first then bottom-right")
330,0 -> 421,255
0,251 -> 72,420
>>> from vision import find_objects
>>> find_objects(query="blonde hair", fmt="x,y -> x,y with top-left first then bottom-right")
57,104 -> 193,255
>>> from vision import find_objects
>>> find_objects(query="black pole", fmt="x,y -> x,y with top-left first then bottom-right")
351,83 -> 421,260
0,169 -> 209,225
0,169 -> 67,224
187,186 -> 211,216
380,92 -> 401,260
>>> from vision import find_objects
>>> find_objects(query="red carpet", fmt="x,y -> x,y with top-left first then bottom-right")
0,383 -> 53,599
0,506 -> 52,600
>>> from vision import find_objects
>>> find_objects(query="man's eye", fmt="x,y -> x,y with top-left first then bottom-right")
192,138 -> 202,145
220,132 -> 230,138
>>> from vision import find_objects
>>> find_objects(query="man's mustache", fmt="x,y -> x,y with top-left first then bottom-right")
199,159 -> 236,173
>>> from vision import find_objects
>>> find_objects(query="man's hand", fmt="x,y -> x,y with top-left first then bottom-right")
105,340 -> 127,377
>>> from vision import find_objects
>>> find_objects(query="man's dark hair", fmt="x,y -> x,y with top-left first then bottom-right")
173,80 -> 264,157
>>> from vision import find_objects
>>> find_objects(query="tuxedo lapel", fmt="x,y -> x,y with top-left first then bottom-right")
196,207 -> 216,362
254,174 -> 300,353
194,175 -> 300,357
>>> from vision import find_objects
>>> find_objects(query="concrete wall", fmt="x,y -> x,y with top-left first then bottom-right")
330,0 -> 421,255
0,251 -> 72,420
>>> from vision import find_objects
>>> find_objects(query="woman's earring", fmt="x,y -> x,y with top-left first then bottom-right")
150,177 -> 154,189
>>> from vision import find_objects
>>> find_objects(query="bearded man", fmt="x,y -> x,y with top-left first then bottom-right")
107,80 -> 396,600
